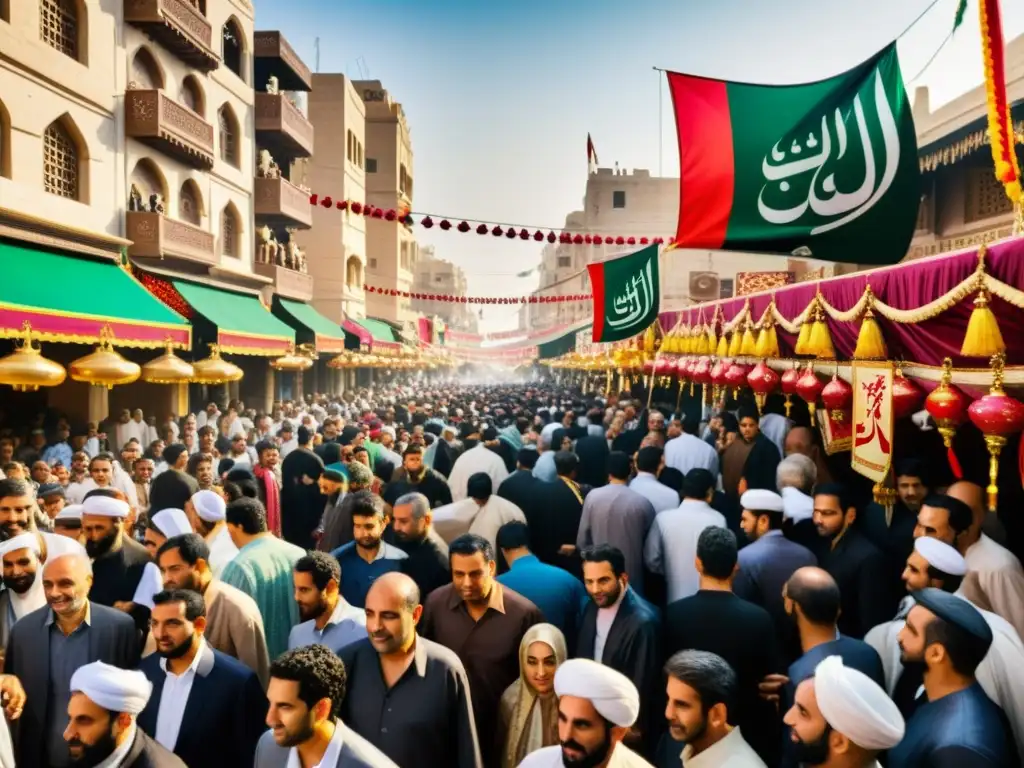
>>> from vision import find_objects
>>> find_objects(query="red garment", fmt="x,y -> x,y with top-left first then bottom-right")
254,465 -> 282,536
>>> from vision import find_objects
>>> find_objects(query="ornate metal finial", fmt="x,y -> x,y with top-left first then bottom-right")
991,352 -> 1007,392
17,321 -> 39,352
98,325 -> 116,346
939,357 -> 954,385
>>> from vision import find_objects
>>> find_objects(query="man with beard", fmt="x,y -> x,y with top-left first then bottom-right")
65,661 -> 184,767
0,477 -> 35,539
318,463 -> 374,553
518,658 -> 651,767
288,551 -> 366,653
391,492 -> 449,597
80,490 -> 156,636
382,445 -> 452,510
658,650 -> 765,767
6,552 -> 139,767
187,490 -> 238,577
155,534 -> 269,687
340,573 -> 481,768
255,644 -> 398,767
783,656 -> 904,768
0,532 -> 47,652
279,425 -> 325,549
331,494 -> 407,609
137,589 -> 266,768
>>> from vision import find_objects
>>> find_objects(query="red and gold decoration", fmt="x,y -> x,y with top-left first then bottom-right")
891,366 -> 924,420
979,0 -> 1022,205
796,367 -> 824,426
0,322 -> 67,392
191,345 -> 243,385
270,343 -> 316,372
925,358 -> 969,479
69,326 -> 142,389
141,341 -> 195,384
747,360 -> 779,413
851,362 -> 894,483
967,353 -> 1024,511
134,271 -> 194,320
364,284 -> 590,305
780,366 -> 801,418
821,374 -> 854,454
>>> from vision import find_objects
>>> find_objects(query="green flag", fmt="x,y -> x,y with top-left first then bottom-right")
667,43 -> 920,265
587,244 -> 660,342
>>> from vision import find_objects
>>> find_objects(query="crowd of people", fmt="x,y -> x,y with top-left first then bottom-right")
0,378 -> 1020,767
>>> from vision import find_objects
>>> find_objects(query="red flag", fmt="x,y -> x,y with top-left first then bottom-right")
587,133 -> 598,166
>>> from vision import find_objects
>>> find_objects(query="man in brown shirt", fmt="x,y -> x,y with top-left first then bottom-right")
420,532 -> 543,765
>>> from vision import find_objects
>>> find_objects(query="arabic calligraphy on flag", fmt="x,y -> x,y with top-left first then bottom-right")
666,43 -> 919,266
587,244 -> 661,343
851,362 -> 895,483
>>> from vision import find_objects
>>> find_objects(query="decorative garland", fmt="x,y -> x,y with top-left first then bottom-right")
364,284 -> 590,305
134,270 -> 194,320
980,0 -> 1022,202
309,194 -> 672,246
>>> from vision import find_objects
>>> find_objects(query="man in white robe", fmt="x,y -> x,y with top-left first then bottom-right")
447,430 -> 510,502
432,473 -> 525,554
0,533 -> 47,651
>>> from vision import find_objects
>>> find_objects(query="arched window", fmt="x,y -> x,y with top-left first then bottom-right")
43,119 -> 80,200
39,0 -> 82,62
220,205 -> 239,258
222,18 -> 245,82
129,47 -> 163,90
180,76 -> 205,117
218,105 -> 238,167
346,256 -> 362,289
179,180 -> 203,225
129,158 -> 167,210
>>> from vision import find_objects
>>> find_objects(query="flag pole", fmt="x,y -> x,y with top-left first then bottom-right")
653,66 -> 663,176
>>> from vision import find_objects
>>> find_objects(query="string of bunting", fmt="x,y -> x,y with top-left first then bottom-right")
364,284 -> 592,305
309,194 -> 672,246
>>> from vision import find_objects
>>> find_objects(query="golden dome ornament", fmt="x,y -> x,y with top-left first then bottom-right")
191,344 -> 243,385
270,343 -> 314,372
141,340 -> 196,384
69,326 -> 141,389
0,322 -> 67,392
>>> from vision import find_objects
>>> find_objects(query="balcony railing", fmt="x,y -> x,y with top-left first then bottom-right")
125,89 -> 215,169
254,31 -> 312,92
124,0 -> 219,71
254,176 -> 313,229
126,211 -> 216,266
255,92 -> 314,161
253,262 -> 314,302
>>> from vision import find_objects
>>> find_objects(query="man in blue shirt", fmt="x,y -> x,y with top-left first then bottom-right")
331,492 -> 407,608
496,520 -> 586,646
288,550 -> 366,653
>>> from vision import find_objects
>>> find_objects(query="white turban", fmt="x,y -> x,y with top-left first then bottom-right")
70,662 -> 152,716
191,490 -> 226,523
554,659 -> 640,727
150,508 -> 192,539
0,533 -> 39,559
814,655 -> 904,751
82,495 -> 130,519
740,489 -> 785,513
914,536 -> 966,576
56,504 -> 83,522
41,532 -> 87,561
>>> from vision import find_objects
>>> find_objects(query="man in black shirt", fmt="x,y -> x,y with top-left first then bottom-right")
383,446 -> 452,510
391,492 -> 449,598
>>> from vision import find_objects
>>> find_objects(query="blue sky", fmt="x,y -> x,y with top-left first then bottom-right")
254,0 -> 1024,332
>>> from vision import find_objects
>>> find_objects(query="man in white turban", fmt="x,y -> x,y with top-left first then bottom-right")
66,660 -> 185,767
518,658 -> 653,767
783,655 -> 904,767
0,532 -> 45,650
187,490 -> 237,577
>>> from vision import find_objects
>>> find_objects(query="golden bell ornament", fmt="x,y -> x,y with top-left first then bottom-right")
191,345 -> 243,385
0,322 -> 67,392
271,344 -> 314,372
69,327 -> 141,389
141,341 -> 195,384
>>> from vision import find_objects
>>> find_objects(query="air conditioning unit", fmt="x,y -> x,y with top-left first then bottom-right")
689,271 -> 720,302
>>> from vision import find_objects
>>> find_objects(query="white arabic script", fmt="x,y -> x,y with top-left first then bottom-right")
756,69 -> 900,233
606,258 -> 655,329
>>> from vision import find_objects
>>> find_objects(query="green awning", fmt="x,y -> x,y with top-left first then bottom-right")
357,317 -> 400,344
274,298 -> 347,354
0,241 -> 190,348
173,280 -> 293,356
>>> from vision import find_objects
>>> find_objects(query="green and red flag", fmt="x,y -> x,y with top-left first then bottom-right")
588,244 -> 660,343
667,43 -> 919,265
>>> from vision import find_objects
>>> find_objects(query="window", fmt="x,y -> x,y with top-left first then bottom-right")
222,18 -> 245,82
357,142 -> 363,168
130,47 -> 162,90
719,278 -> 734,299
40,0 -> 79,61
220,205 -> 239,257
218,106 -> 238,167
557,256 -> 571,268
965,168 -> 1011,223
612,190 -> 626,208
129,159 -> 166,209
181,76 -> 205,117
43,120 -> 79,199
368,257 -> 378,269
346,130 -> 353,162
915,196 -> 931,233
179,180 -> 202,225
345,256 -> 362,289
366,158 -> 377,173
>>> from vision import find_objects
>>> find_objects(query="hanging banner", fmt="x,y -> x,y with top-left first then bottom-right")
851,361 -> 895,483
588,243 -> 661,342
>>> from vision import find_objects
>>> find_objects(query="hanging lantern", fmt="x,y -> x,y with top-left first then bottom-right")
709,359 -> 728,403
192,345 -> 243,385
780,366 -> 802,418
925,357 -> 969,479
821,374 -> 854,454
69,326 -> 141,389
892,367 -> 924,420
141,341 -> 195,384
271,344 -> 315,372
691,356 -> 711,400
0,322 -> 66,392
968,354 -> 1024,511
747,361 -> 780,413
724,362 -> 749,399
796,367 -> 825,426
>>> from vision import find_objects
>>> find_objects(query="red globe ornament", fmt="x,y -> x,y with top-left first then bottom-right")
476,224 -> 488,235
892,371 -> 924,420
439,219 -> 452,230
796,368 -> 825,426
492,226 -> 503,237
780,366 -> 802,418
458,221 -> 471,232
724,363 -> 750,397
547,232 -> 557,243
350,202 -> 362,214
691,357 -> 712,385
506,228 -> 517,239
642,358 -> 656,376
747,361 -> 780,412
821,375 -> 853,422
968,357 -> 1024,511
925,359 -> 968,450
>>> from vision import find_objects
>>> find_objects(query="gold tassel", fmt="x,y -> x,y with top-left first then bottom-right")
740,324 -> 757,356
795,321 -> 812,356
695,328 -> 709,355
853,307 -> 887,359
706,326 -> 717,354
960,289 -> 1006,357
754,326 -> 770,358
727,330 -> 742,357
766,325 -> 780,357
808,312 -> 836,359
716,334 -> 729,358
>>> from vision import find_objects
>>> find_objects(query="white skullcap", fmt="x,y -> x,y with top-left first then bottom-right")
191,490 -> 226,523
56,504 -> 84,522
554,659 -> 640,727
81,495 -> 130,519
150,508 -> 192,539
814,655 -> 905,751
740,489 -> 785,514
70,661 -> 152,716
41,532 -> 87,560
914,536 -> 967,577
0,533 -> 39,559
381,425 -> 396,439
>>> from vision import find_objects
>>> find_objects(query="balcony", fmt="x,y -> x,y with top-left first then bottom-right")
124,0 -> 219,71
253,262 -> 314,302
255,92 -> 314,160
126,211 -> 216,266
254,176 -> 313,229
254,31 -> 312,92
125,89 -> 215,169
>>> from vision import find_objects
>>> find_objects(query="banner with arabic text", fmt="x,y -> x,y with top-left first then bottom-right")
852,362 -> 894,483
588,244 -> 660,343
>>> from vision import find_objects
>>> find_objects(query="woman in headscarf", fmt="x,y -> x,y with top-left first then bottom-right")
498,623 -> 567,768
